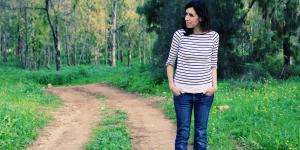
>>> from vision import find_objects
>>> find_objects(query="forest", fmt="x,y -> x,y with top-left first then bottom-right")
0,0 -> 300,149
0,0 -> 300,78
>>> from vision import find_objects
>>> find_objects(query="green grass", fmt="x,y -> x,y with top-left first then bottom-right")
84,108 -> 132,150
156,78 -> 300,149
1,54 -> 300,149
0,67 -> 62,149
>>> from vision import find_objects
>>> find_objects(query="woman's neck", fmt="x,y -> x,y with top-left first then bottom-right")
193,25 -> 205,34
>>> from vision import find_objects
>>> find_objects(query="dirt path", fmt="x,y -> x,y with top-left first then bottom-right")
27,83 -> 178,150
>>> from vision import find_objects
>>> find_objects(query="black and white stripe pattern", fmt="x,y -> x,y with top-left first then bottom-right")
166,29 -> 219,93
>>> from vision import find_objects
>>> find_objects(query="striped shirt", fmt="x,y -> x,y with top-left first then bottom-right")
166,29 -> 219,93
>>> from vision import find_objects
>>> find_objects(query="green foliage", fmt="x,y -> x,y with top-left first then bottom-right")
241,62 -> 272,82
25,66 -> 89,85
0,67 -> 62,150
84,109 -> 131,150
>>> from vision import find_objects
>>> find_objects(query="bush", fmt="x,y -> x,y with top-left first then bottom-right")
241,62 -> 272,83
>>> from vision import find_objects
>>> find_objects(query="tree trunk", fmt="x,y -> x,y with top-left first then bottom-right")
10,43 -> 13,62
0,28 -> 2,66
110,1 -> 117,67
283,37 -> 291,66
73,5 -> 77,66
79,11 -> 90,66
74,37 -> 77,66
45,0 -> 61,71
0,25 -> 2,66
88,43 -> 91,64
121,29 -> 124,63
18,25 -> 24,65
33,46 -> 36,70
149,34 -> 152,63
25,7 -> 29,69
64,0 -> 70,66
42,47 -> 46,66
95,42 -> 99,66
27,49 -> 31,70
143,19 -> 146,65
128,42 -> 131,67
82,7 -> 90,65
46,40 -> 50,69
38,50 -> 41,70
138,32 -> 141,63
3,34 -> 7,64
53,42 -> 56,63
117,36 -> 119,60
104,0 -> 108,65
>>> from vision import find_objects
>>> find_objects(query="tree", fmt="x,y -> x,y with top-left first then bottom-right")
110,0 -> 117,67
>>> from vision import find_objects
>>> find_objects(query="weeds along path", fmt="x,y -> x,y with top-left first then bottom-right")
27,83 -> 177,150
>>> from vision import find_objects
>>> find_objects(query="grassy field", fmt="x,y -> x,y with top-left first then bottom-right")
1,56 -> 300,149
0,67 -> 62,149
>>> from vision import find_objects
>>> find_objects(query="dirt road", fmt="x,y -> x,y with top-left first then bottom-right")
27,83 -> 179,150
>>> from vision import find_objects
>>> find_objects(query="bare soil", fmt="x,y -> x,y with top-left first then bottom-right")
27,83 -> 180,150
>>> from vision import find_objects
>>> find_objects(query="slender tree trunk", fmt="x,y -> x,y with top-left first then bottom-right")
42,47 -> 46,66
88,43 -> 91,64
11,43 -> 13,62
81,7 -> 90,65
64,0 -> 70,66
128,42 -> 131,67
283,37 -> 291,65
25,8 -> 29,69
46,40 -> 50,69
32,30 -> 36,70
27,48 -> 31,70
53,42 -> 56,63
110,1 -> 117,67
38,50 -> 41,70
104,0 -> 108,65
0,27 -> 2,66
18,25 -> 23,64
149,34 -> 151,63
143,19 -> 146,65
80,19 -> 90,66
117,36 -> 119,60
138,32 -> 141,63
242,37 -> 244,63
84,9 -> 90,63
33,46 -> 36,71
95,42 -> 99,66
73,5 -> 77,66
3,34 -> 7,64
121,29 -> 124,63
45,0 -> 61,71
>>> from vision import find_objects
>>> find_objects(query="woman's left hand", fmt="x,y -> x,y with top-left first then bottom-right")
203,87 -> 217,96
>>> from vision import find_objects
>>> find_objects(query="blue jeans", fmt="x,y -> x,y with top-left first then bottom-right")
173,93 -> 214,150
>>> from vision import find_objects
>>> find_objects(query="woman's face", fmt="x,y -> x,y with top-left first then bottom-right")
185,7 -> 201,29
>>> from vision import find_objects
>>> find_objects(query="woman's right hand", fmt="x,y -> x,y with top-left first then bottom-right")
170,86 -> 184,96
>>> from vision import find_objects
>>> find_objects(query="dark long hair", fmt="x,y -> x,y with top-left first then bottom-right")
181,0 -> 211,36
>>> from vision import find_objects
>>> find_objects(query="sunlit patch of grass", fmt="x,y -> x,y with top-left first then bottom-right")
84,108 -> 132,150
0,67 -> 62,150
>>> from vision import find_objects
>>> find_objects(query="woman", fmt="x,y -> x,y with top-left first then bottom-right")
165,0 -> 219,149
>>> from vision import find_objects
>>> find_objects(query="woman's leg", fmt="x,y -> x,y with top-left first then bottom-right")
193,94 -> 214,150
173,93 -> 193,150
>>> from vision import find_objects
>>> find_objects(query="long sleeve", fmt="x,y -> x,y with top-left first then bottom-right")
166,31 -> 182,67
211,32 -> 219,69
